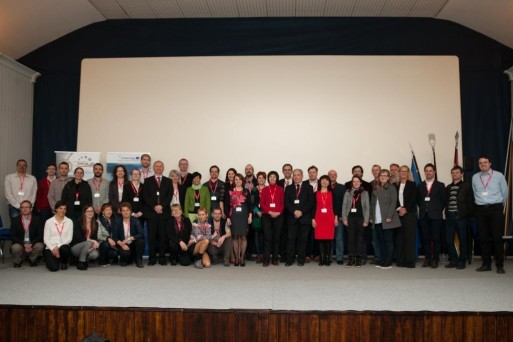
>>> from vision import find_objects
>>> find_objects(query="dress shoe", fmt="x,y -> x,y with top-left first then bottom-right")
234,262 -> 239,267
120,261 -> 128,267
445,263 -> 457,268
285,262 -> 293,267
337,260 -> 344,265
60,263 -> 68,270
256,255 -> 262,264
223,260 -> 231,267
148,260 -> 156,266
430,260 -> 439,269
456,264 -> 466,270
421,259 -> 430,268
346,256 -> 354,268
13,263 -> 22,268
272,259 -> 279,266
77,261 -> 88,270
159,259 -> 167,266
497,267 -> 505,274
313,256 -> 320,263
263,260 -> 270,267
355,256 -> 361,267
136,259 -> 144,268
29,261 -> 38,267
476,264 -> 491,272
240,262 -> 246,267
170,259 -> 177,266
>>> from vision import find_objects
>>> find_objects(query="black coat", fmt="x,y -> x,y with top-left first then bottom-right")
417,180 -> 446,220
284,183 -> 314,224
10,215 -> 43,245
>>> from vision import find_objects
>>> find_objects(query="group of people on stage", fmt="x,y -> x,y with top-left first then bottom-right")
4,154 -> 508,274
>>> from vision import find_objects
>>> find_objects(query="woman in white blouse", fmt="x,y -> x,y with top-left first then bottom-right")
43,201 -> 73,271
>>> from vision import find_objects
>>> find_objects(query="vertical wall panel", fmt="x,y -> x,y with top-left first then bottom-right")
0,56 -> 38,228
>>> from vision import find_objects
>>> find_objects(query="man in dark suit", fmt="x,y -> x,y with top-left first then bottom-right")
284,169 -> 314,266
178,158 -> 193,189
10,200 -> 44,267
142,160 -> 172,265
417,163 -> 446,268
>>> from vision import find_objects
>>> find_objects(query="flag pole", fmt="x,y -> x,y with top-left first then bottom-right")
428,133 -> 437,180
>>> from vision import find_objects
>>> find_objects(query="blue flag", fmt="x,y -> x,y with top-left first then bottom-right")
411,158 -> 420,185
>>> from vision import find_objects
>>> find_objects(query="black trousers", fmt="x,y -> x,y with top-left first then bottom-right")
169,241 -> 192,266
262,214 -> 283,261
395,213 -> 417,267
287,221 -> 310,263
147,215 -> 168,262
318,239 -> 332,256
44,245 -> 71,272
346,216 -> 366,256
419,216 -> 442,262
476,204 -> 505,267
117,239 -> 145,263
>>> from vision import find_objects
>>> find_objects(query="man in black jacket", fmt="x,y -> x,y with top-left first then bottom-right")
284,169 -> 314,266
444,166 -> 474,269
10,200 -> 44,267
417,163 -> 446,268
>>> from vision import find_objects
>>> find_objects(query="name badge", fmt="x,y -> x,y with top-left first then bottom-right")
425,197 -> 431,202
24,237 -> 30,243
156,191 -> 160,196
18,191 -> 24,196
270,203 -> 276,208
74,200 -> 81,205
321,208 -> 328,213
351,208 -> 357,213
211,196 -> 217,201
133,197 -> 139,202
294,199 -> 300,204
236,206 -> 242,212
94,193 -> 100,198
195,202 -> 200,207
482,192 -> 488,196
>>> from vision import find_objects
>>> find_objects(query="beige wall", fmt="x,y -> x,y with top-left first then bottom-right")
78,56 -> 461,184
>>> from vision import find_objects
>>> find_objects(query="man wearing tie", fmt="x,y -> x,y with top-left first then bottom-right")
472,155 -> 508,274
284,169 -> 314,266
417,163 -> 446,269
142,160 -> 172,265
277,163 -> 293,261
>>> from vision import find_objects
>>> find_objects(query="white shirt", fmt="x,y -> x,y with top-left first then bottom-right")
399,183 -> 406,207
43,215 -> 73,250
140,168 -> 154,183
4,173 -> 38,208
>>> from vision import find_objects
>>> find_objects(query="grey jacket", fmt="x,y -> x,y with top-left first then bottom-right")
370,184 -> 401,229
342,190 -> 370,223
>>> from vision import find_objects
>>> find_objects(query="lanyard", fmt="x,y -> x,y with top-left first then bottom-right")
55,222 -> 64,237
22,215 -> 32,233
19,175 -> 25,190
93,178 -> 103,191
352,193 -> 361,208
209,180 -> 218,194
181,173 -> 188,185
269,185 -> 277,203
320,191 -> 328,208
480,170 -> 494,191
130,182 -> 141,195
194,190 -> 200,202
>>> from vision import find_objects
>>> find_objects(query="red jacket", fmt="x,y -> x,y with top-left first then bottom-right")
259,184 -> 284,214
35,178 -> 51,210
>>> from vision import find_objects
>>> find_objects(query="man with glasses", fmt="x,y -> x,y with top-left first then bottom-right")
10,200 -> 44,267
4,159 -> 38,223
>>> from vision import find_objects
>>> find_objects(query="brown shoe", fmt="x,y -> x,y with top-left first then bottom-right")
313,256 -> 320,263
272,259 -> 279,266
263,260 -> 270,267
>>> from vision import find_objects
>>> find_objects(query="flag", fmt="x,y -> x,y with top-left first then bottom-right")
411,158 -> 421,185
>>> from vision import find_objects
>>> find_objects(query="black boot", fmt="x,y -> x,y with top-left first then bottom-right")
355,255 -> 362,267
346,255 -> 354,267
319,254 -> 325,266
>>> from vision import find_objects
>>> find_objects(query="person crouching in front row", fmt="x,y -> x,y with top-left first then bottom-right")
188,207 -> 211,269
167,204 -> 192,266
113,202 -> 145,268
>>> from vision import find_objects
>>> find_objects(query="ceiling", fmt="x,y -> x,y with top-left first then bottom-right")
0,0 -> 512,60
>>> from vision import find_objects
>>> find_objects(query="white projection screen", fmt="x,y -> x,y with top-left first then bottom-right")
78,55 -> 461,184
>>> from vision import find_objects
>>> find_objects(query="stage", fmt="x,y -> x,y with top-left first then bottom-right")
1,258 -> 513,341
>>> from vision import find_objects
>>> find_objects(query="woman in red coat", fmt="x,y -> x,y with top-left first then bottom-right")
312,175 -> 338,266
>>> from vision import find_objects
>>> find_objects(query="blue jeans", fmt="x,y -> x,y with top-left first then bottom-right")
372,225 -> 383,262
334,220 -> 345,261
445,212 -> 467,266
8,205 -> 20,224
375,224 -> 394,264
